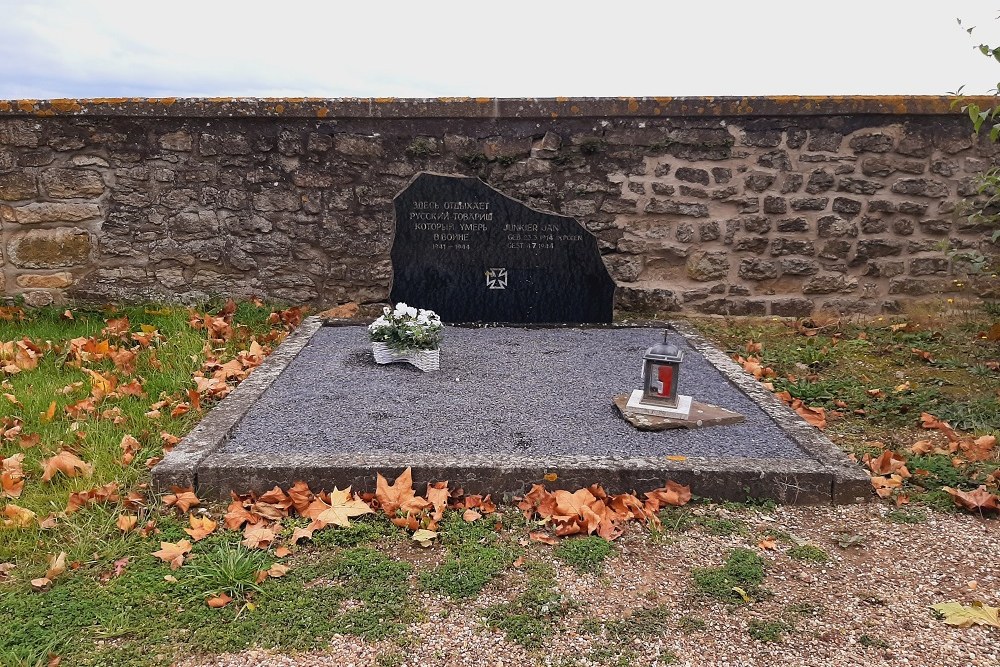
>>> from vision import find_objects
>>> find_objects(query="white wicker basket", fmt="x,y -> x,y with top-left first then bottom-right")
371,342 -> 440,372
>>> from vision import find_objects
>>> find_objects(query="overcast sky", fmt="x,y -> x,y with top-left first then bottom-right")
1,1 -> 999,99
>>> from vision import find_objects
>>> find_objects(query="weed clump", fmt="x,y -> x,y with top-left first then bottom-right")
553,536 -> 615,574
787,544 -> 829,563
483,563 -> 568,647
747,619 -> 788,642
691,548 -> 766,604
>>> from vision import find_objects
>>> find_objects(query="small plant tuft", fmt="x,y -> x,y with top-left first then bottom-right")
747,619 -> 788,642
787,544 -> 829,563
691,548 -> 766,604
185,541 -> 270,602
553,536 -> 615,574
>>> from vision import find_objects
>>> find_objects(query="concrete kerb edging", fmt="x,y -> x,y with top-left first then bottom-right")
196,451 -> 839,505
667,321 -> 872,503
150,316 -> 324,492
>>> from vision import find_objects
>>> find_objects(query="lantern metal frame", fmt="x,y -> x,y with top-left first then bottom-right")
640,333 -> 684,408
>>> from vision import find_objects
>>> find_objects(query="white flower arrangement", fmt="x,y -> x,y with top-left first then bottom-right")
368,302 -> 443,351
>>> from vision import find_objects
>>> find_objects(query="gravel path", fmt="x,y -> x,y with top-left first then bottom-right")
223,326 -> 806,459
184,504 -> 999,667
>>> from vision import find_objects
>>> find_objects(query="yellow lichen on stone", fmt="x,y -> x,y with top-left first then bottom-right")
49,100 -> 81,112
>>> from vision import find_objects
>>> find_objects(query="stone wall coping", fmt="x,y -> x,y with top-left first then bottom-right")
0,95 -> 994,119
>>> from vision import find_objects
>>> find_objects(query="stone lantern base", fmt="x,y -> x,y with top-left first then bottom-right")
625,390 -> 693,419
614,394 -> 745,431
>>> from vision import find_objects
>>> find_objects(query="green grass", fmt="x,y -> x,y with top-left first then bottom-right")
482,562 -> 568,648
787,544 -> 829,563
185,540 -> 271,602
677,615 -> 706,632
0,302 -> 287,568
691,548 -> 766,604
581,605 -> 671,639
419,513 -> 518,598
553,536 -> 615,574
885,508 -> 927,524
747,619 -> 788,642
689,305 -> 1000,508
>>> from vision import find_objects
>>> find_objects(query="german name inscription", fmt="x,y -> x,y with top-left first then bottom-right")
389,172 -> 615,323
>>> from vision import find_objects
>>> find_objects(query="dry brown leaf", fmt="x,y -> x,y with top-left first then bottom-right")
40,450 -> 93,482
943,486 -> 1000,513
224,501 -> 258,530
184,514 -> 218,541
869,451 -> 911,478
267,563 -> 290,578
46,552 -> 66,580
242,524 -> 277,550
529,531 -> 558,545
206,592 -> 233,608
290,525 -> 315,544
376,467 -> 416,516
120,435 -> 142,466
426,482 -> 449,522
462,508 -> 482,523
871,474 -> 904,498
162,486 -> 200,513
274,546 -> 292,558
644,480 -> 692,511
1,453 -> 24,499
316,487 -> 374,527
116,514 -> 138,533
317,302 -> 360,319
286,481 -> 313,515
152,540 -> 192,570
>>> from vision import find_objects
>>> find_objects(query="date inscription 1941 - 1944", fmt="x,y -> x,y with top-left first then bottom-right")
389,173 -> 613,324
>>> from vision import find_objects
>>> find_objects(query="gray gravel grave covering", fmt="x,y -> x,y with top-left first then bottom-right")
222,326 -> 808,459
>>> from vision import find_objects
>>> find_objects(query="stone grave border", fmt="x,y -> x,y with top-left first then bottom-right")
152,316 -> 871,504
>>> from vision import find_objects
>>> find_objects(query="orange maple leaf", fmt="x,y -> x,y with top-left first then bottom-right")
242,524 -> 276,550
116,514 -> 138,532
162,486 -> 200,513
66,482 -> 119,513
286,481 -> 314,515
529,531 -> 558,545
553,488 -> 598,520
184,514 -> 218,541
120,435 -> 142,466
223,500 -> 258,530
943,486 -> 1000,513
644,480 -> 692,511
258,485 -> 293,510
1,453 -> 25,499
2,503 -> 36,528
40,450 -> 93,482
376,467 -> 417,516
426,482 -> 449,522
153,539 -> 192,570
869,451 -> 911,478
206,592 -> 233,608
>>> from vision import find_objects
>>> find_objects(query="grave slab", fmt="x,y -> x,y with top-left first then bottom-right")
153,318 -> 870,504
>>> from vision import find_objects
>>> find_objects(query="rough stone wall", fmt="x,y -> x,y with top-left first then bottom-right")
0,97 -> 997,315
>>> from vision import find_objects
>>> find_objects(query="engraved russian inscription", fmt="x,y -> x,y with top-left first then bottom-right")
389,173 -> 614,323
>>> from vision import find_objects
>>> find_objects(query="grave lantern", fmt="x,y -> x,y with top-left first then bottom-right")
641,333 -> 684,408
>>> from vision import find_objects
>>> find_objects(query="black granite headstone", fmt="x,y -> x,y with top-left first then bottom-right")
389,173 -> 615,323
